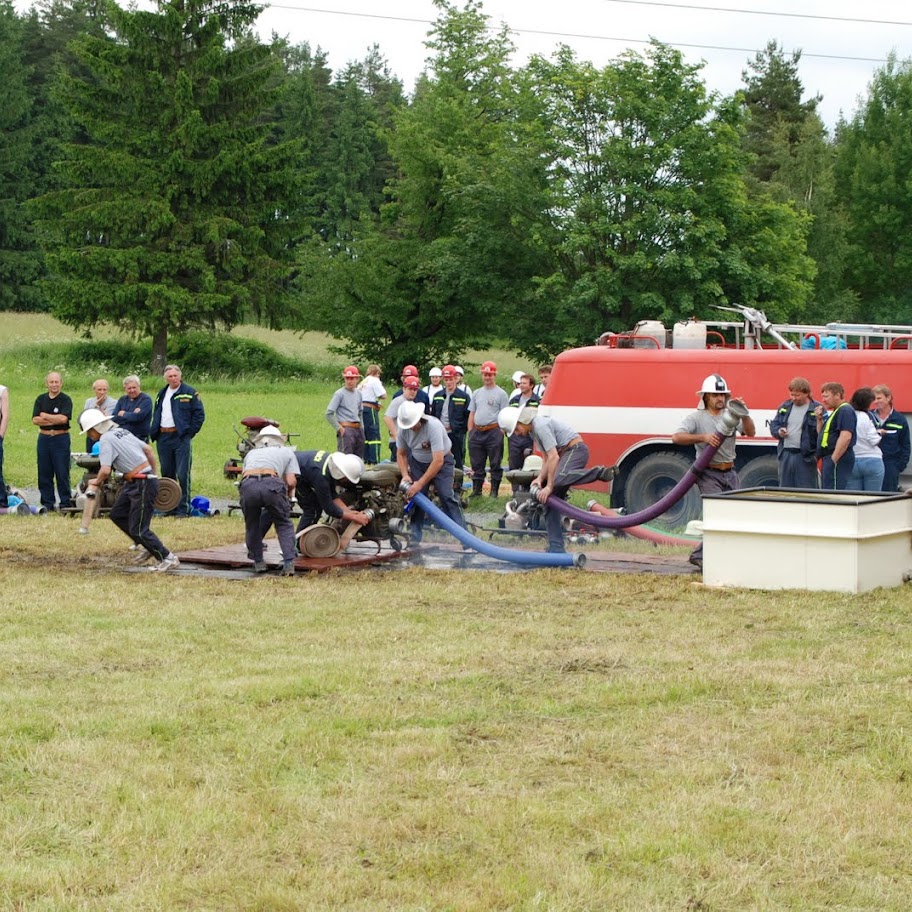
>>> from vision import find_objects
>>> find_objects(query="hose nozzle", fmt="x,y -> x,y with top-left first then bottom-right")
719,399 -> 749,435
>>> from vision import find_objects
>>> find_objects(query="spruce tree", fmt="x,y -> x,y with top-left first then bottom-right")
32,0 -> 301,370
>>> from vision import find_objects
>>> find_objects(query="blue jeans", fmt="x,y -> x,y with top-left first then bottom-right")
846,456 -> 885,492
37,432 -> 73,510
157,433 -> 192,515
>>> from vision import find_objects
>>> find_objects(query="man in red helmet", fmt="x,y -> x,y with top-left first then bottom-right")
467,361 -> 509,497
326,365 -> 364,458
384,365 -> 431,461
431,365 -> 470,476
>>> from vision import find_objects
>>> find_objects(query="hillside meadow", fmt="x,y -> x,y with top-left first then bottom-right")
2,315 -> 912,909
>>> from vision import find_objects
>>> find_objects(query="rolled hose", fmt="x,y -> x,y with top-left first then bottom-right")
543,401 -> 748,532
409,491 -> 584,568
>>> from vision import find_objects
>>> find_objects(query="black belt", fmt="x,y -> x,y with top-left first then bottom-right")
784,448 -> 801,453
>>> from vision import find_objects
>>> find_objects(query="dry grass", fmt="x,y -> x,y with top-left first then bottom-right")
2,514 -> 912,909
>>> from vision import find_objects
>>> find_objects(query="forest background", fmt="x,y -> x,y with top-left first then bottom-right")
1,0 -> 911,375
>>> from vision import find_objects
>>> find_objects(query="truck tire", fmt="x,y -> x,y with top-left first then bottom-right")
623,453 -> 703,530
738,454 -> 780,490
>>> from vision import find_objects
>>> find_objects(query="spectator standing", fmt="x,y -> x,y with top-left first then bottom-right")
82,378 -> 118,451
815,382 -> 857,491
769,376 -> 820,488
422,367 -> 443,401
431,365 -> 470,476
0,382 -> 8,508
150,364 -> 206,517
507,373 -> 541,474
384,367 -> 431,461
872,384 -> 910,492
325,366 -> 364,459
846,387 -> 885,492
359,365 -> 386,465
32,371 -> 74,512
467,361 -> 509,497
533,364 -> 552,399
454,366 -> 472,398
112,375 -> 153,441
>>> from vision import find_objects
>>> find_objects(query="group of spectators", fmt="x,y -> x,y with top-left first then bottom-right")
325,361 -> 552,497
769,378 -> 910,493
0,367 -> 204,516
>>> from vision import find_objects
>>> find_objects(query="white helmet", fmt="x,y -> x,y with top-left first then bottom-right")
255,425 -> 285,445
327,452 -> 364,483
79,408 -> 114,435
697,374 -> 730,408
397,400 -> 425,430
498,406 -> 536,437
511,370 -> 525,385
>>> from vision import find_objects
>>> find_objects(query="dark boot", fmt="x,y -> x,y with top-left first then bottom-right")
471,479 -> 484,497
489,482 -> 500,498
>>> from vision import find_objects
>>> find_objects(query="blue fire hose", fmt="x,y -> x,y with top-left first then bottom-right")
409,491 -> 584,568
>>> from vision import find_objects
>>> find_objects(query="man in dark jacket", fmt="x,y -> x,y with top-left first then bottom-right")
150,365 -> 205,516
769,376 -> 820,488
431,365 -> 470,474
112,375 -> 153,441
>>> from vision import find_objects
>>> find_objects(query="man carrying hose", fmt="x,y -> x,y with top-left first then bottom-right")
498,407 -> 615,554
672,374 -> 755,569
396,400 -> 467,545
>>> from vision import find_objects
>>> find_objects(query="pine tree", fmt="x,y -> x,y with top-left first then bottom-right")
32,0 -> 302,370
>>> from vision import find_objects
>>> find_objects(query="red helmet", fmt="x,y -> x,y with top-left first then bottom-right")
401,365 -> 419,378
403,376 -> 420,390
441,364 -> 456,378
342,365 -> 361,379
481,360 -> 497,374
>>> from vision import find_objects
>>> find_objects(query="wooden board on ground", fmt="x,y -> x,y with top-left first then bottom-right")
177,540 -> 409,574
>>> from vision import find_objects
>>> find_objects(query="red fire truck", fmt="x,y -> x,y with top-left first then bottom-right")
540,307 -> 912,528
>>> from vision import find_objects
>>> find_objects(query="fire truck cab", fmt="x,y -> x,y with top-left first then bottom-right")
540,307 -> 912,528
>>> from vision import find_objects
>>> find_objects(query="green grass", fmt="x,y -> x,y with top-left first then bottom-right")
2,517 -> 912,908
4,314 -> 912,909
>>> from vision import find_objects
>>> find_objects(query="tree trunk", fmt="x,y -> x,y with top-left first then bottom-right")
151,326 -> 168,375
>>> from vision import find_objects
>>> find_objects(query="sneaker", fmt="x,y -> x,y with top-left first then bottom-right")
253,560 -> 268,574
281,561 -> 295,577
78,527 -> 89,535
132,549 -> 156,565
149,553 -> 180,572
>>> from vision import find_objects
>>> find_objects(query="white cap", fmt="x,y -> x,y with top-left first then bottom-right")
429,367 -> 442,377
328,452 -> 364,483
511,370 -> 524,385
79,408 -> 114,435
397,400 -> 425,430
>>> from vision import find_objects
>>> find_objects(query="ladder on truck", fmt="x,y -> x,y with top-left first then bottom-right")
708,305 -> 912,351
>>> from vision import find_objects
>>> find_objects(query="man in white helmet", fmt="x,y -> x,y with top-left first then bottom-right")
291,450 -> 372,534
672,373 -> 755,569
397,400 -> 467,543
240,425 -> 299,576
498,407 -> 614,553
79,408 -> 180,572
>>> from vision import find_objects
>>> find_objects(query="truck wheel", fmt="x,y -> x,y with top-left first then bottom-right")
738,454 -> 779,490
623,453 -> 703,529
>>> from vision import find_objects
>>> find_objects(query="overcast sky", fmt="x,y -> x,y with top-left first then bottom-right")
252,0 -> 911,128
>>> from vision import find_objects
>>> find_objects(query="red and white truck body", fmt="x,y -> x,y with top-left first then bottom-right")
540,317 -> 912,527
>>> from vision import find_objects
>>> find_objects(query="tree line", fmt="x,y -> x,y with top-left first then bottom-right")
1,0 -> 911,373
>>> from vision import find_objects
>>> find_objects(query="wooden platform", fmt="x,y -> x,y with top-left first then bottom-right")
178,540 -> 410,574
175,540 -> 696,576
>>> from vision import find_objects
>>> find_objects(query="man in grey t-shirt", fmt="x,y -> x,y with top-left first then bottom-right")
397,400 -> 467,544
326,366 -> 364,459
672,373 -> 755,569
467,361 -> 509,497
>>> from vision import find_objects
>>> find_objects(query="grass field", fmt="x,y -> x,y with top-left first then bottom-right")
3,315 -> 912,909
